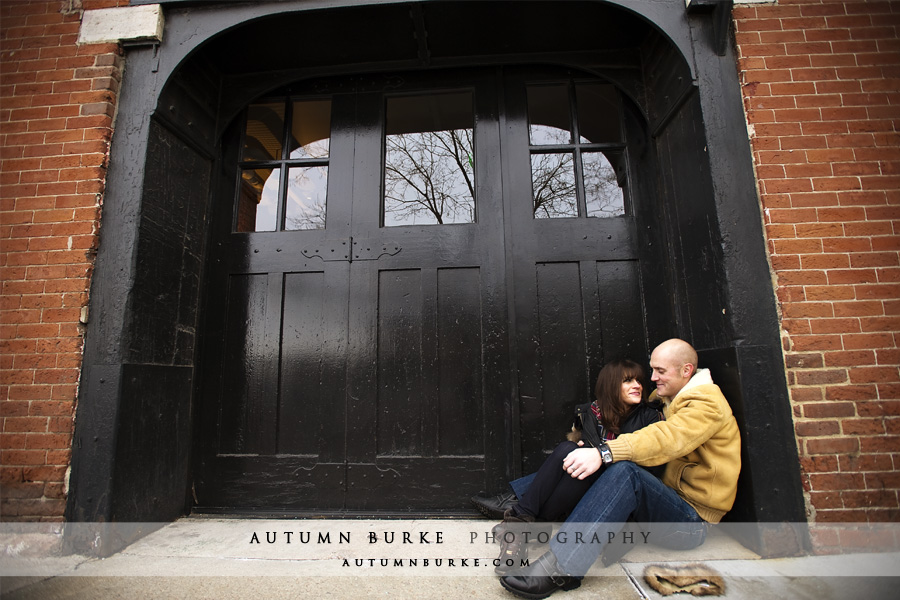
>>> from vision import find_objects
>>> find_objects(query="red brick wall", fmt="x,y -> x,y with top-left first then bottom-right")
0,0 -> 126,520
734,0 -> 900,525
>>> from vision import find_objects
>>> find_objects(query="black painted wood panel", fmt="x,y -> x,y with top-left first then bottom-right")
377,269 -> 425,456
279,270 -> 327,456
596,260 -> 646,363
437,267 -> 483,456
128,120 -> 211,365
218,273 -> 273,455
534,262 -> 588,455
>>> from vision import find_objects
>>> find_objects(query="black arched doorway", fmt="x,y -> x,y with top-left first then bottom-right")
69,0 -> 804,553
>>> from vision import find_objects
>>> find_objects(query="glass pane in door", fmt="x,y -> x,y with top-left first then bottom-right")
237,167 -> 280,232
527,84 -> 572,145
575,83 -> 622,144
285,166 -> 328,230
531,152 -> 577,218
383,92 -> 475,226
583,152 -> 625,217
242,103 -> 285,161
289,99 -> 331,159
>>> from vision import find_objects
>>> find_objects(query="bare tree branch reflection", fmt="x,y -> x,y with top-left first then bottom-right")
584,153 -> 625,217
381,125 -> 624,225
384,129 -> 475,226
285,165 -> 328,230
285,199 -> 326,230
531,152 -> 577,218
531,151 -> 625,218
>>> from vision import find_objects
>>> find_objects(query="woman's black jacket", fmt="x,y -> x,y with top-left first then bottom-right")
570,400 -> 665,477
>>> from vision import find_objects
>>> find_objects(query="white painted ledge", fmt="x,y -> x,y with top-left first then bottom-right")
78,4 -> 164,45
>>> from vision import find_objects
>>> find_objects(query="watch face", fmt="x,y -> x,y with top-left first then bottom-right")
600,447 -> 612,464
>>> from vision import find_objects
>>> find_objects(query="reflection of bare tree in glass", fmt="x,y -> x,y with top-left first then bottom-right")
584,153 -> 625,217
384,129 -> 475,225
285,165 -> 328,230
285,199 -> 326,230
531,152 -> 577,218
530,151 -> 625,219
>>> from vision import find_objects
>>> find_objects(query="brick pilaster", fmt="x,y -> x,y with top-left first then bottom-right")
734,0 -> 900,526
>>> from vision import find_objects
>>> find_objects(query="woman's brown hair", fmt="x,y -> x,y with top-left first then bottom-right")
593,358 -> 648,435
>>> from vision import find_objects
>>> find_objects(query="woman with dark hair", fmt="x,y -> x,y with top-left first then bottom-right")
475,358 -> 663,573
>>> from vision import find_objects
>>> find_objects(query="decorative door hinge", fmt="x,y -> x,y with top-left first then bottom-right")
301,237 -> 401,263
351,238 -> 402,262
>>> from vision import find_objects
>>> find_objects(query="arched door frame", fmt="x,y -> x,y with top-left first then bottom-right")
68,0 -> 806,557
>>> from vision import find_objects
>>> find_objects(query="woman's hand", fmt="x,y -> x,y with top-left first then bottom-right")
562,447 -> 603,480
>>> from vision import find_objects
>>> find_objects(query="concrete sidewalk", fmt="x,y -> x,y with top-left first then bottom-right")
2,518 -> 899,599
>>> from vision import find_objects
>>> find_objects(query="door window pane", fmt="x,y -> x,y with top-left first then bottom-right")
384,92 -> 475,226
532,152 -> 577,218
289,100 -> 331,159
527,80 -> 627,219
242,103 -> 285,161
527,84 -> 572,145
285,166 -> 328,230
237,167 -> 280,232
576,83 -> 622,144
583,152 -> 625,218
236,98 -> 332,232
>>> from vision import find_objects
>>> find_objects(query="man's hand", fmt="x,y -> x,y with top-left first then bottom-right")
562,446 -> 603,480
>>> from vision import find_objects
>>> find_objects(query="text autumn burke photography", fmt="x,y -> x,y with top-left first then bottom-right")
247,527 -> 653,570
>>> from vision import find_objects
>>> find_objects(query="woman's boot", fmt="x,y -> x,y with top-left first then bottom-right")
494,508 -> 535,574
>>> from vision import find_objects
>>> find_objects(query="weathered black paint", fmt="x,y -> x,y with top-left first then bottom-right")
686,0 -> 735,57
66,32 -> 219,535
700,346 -> 808,556
69,0 -> 805,556
688,8 -> 807,553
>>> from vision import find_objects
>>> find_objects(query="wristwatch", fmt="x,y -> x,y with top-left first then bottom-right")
598,443 -> 613,465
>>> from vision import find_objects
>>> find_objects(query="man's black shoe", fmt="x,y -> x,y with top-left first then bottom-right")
471,491 -> 518,519
499,551 -> 581,599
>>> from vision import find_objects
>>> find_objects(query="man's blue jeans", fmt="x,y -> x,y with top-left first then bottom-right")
512,462 -> 707,576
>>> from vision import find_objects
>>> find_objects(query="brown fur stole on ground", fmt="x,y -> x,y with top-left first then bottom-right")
642,563 -> 725,596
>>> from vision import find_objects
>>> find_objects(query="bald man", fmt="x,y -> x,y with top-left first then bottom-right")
500,339 -> 741,599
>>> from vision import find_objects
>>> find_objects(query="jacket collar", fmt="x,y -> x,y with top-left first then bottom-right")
671,368 -> 713,402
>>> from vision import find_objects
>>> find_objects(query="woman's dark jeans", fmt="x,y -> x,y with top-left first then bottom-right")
510,441 -> 600,521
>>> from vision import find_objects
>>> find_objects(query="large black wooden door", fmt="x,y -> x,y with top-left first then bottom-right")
501,70 -> 647,473
194,72 -> 511,512
194,68 -> 646,512
341,75 -> 511,509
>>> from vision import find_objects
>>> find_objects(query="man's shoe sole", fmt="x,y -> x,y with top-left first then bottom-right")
498,576 -> 580,599
470,498 -> 511,520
